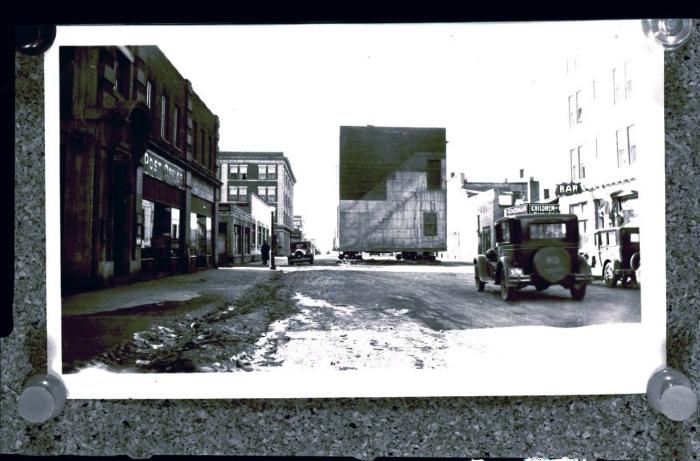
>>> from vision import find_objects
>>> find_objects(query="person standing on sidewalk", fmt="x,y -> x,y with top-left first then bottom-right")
261,241 -> 270,265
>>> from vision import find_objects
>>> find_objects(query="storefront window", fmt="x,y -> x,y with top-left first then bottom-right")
171,208 -> 180,253
142,199 -> 154,250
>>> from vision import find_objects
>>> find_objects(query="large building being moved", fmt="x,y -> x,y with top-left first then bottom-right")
337,126 -> 447,259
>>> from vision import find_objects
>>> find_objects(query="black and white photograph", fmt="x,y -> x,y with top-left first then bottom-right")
45,21 -> 666,398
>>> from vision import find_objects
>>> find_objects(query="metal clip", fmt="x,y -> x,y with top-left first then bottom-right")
642,19 -> 694,50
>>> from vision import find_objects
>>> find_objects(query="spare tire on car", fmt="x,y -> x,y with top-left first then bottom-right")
533,246 -> 571,284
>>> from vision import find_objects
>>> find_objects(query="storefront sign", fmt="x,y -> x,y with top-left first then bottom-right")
504,203 -> 560,217
142,150 -> 185,190
191,176 -> 215,202
556,182 -> 582,196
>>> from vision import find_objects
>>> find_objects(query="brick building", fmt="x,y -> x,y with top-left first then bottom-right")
217,152 -> 296,255
60,46 -> 221,292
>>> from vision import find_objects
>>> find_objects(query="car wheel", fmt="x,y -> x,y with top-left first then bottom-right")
604,262 -> 618,288
500,275 -> 515,301
475,270 -> 485,292
570,283 -> 586,300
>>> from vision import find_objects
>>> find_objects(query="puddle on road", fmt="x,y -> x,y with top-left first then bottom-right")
65,273 -> 298,374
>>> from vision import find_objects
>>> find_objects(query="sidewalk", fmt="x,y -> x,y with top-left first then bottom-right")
62,265 -> 275,317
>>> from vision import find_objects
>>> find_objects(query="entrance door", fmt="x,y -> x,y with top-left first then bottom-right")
113,164 -> 132,276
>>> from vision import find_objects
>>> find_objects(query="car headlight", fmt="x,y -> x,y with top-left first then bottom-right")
509,267 -> 524,277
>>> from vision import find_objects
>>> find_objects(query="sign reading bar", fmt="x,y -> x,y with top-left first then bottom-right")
504,203 -> 560,217
556,182 -> 582,196
142,150 -> 185,190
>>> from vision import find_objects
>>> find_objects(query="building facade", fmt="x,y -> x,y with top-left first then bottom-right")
338,126 -> 447,256
60,46 -> 221,293
444,175 -> 540,262
217,193 -> 274,264
217,152 -> 296,255
556,27 -> 662,274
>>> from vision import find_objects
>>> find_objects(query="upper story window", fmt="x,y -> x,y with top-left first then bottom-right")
228,185 -> 248,202
259,164 -> 277,180
575,90 -> 583,123
427,159 -> 441,190
613,67 -> 622,104
627,124 -> 637,165
229,164 -> 248,180
160,94 -> 168,141
146,80 -> 153,108
115,50 -> 131,99
173,106 -> 180,147
570,148 -> 578,181
616,129 -> 628,168
624,61 -> 632,100
267,186 -> 277,203
568,95 -> 575,127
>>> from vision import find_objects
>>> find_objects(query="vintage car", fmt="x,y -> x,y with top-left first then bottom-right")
592,226 -> 640,287
288,240 -> 315,265
474,213 -> 593,301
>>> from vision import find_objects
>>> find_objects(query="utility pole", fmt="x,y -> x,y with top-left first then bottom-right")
270,210 -> 276,270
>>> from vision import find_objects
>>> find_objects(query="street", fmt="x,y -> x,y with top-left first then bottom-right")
62,255 -> 641,374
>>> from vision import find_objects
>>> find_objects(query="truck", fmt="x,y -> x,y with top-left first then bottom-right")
337,126 -> 447,260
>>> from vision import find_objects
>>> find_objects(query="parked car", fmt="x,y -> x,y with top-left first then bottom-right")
474,213 -> 593,301
592,227 -> 640,287
288,241 -> 315,265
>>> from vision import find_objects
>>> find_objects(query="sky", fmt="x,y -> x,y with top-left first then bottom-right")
61,20 -> 648,251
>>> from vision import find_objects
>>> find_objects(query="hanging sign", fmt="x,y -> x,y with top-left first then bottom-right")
556,182 -> 582,196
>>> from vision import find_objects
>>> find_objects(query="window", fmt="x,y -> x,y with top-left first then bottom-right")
257,186 -> 267,199
616,129 -> 628,167
172,106 -> 179,147
228,185 -> 248,202
568,95 -> 575,127
570,148 -> 578,181
146,80 -> 153,108
115,50 -> 131,98
267,186 -> 277,202
423,212 -> 437,236
192,122 -> 197,158
530,223 -> 566,239
160,95 -> 168,140
613,67 -> 621,104
427,159 -> 441,190
608,230 -> 617,246
627,124 -> 636,165
259,164 -> 277,180
481,226 -> 491,251
501,222 -> 510,243
624,61 -> 632,100
200,129 -> 205,164
229,165 -> 248,180
544,189 -> 550,200
578,145 -> 585,179
575,90 -> 583,123
592,80 -> 596,101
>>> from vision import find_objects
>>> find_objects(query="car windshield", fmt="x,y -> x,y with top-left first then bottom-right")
529,222 -> 567,239
293,243 -> 309,250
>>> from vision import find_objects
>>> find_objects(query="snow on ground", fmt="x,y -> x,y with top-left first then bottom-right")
248,292 -> 649,373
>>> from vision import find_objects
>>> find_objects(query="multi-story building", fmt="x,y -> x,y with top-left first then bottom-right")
556,26 -> 663,269
59,46 -> 221,292
217,152 -> 296,255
